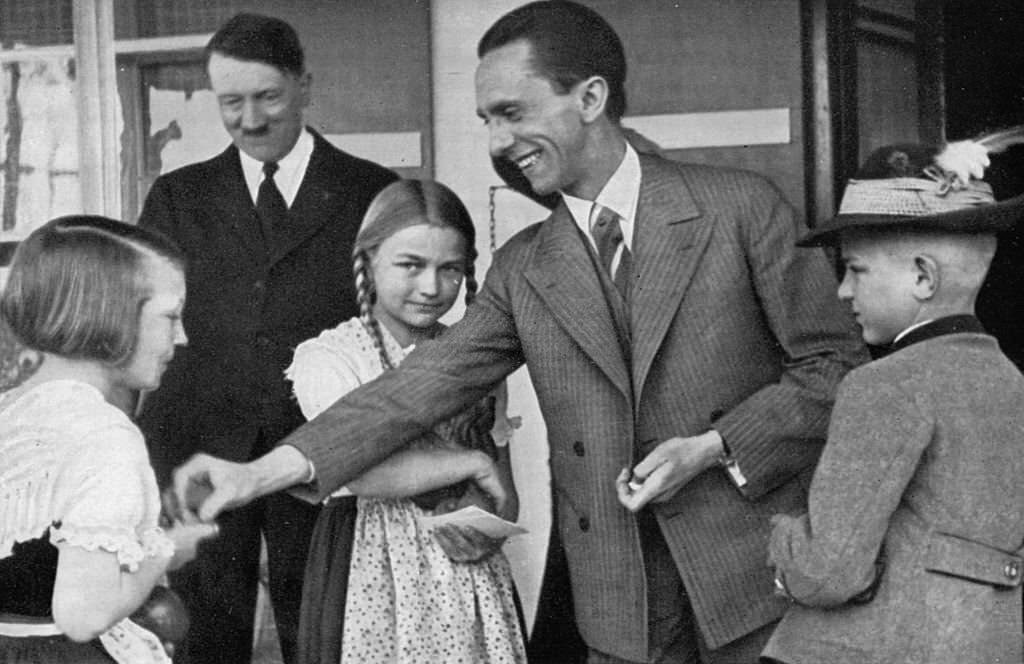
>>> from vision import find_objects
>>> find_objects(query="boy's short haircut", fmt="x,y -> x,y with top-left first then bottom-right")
1,215 -> 184,366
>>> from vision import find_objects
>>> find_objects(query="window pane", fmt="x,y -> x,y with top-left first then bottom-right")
115,0 -> 246,39
0,56 -> 80,242
140,60 -> 222,188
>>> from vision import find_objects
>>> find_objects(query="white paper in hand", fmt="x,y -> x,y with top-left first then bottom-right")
418,505 -> 527,539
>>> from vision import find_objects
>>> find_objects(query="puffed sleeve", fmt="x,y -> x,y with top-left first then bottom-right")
50,421 -> 170,571
286,337 -> 365,421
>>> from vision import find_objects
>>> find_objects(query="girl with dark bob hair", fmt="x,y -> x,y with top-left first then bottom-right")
0,216 -> 217,663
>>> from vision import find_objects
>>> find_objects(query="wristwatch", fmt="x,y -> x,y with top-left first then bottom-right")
716,439 -> 748,488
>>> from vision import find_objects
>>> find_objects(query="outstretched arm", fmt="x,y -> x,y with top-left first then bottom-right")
173,245 -> 526,518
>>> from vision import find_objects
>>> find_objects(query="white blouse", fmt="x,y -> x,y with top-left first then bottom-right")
0,379 -> 170,571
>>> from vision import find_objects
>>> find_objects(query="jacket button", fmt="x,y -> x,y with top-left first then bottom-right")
578,517 -> 590,532
255,335 -> 271,348
1004,560 -> 1021,580
253,280 -> 265,293
710,408 -> 725,422
573,441 -> 585,457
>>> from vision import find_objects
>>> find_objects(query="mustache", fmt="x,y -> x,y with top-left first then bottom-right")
241,126 -> 270,137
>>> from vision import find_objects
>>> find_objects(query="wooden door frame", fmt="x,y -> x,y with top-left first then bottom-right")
801,0 -> 945,227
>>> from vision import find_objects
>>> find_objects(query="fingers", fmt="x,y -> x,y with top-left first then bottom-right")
171,455 -> 209,516
170,454 -> 239,522
197,486 -> 231,522
433,525 -> 501,562
630,444 -> 668,480
175,520 -> 221,542
160,488 -> 181,526
627,463 -> 674,511
615,467 -> 639,511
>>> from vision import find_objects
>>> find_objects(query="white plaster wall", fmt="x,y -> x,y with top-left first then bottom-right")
431,0 -> 553,631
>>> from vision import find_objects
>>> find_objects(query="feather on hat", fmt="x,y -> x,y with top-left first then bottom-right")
799,127 -> 1024,247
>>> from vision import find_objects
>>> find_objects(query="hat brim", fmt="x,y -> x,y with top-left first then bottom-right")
798,192 -> 1024,247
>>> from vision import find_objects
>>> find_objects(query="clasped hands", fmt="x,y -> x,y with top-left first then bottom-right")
615,430 -> 724,512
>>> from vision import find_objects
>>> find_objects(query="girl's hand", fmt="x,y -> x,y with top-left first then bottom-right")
165,520 -> 220,570
470,452 -> 519,523
431,484 -> 505,562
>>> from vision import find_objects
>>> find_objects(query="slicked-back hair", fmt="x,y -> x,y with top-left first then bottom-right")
353,180 -> 477,370
1,215 -> 184,365
478,0 -> 627,121
205,13 -> 305,76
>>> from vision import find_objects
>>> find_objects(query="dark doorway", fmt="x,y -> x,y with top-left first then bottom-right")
945,0 -> 1024,369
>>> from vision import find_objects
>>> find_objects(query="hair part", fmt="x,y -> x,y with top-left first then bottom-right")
352,180 -> 478,370
1,215 -> 184,365
205,13 -> 305,76
478,0 -> 627,121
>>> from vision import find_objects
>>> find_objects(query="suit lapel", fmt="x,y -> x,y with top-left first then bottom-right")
524,203 -> 632,398
208,147 -> 268,260
270,131 -> 339,266
630,156 -> 711,404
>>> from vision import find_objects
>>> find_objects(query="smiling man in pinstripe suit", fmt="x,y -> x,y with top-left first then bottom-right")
171,2 -> 868,662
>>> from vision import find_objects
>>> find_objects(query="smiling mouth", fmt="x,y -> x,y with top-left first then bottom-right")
514,151 -> 540,171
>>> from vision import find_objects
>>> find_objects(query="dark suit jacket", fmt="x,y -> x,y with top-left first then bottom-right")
282,155 -> 868,660
137,130 -> 396,482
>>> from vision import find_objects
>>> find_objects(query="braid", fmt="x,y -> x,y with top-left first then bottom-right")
353,251 -> 393,371
464,263 -> 478,306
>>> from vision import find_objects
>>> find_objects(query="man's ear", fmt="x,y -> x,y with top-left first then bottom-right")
912,254 -> 939,300
576,75 -> 609,123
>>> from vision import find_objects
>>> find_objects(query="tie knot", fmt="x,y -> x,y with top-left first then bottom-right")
263,161 -> 279,177
588,203 -> 618,233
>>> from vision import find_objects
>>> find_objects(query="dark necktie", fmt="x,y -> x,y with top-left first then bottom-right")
589,203 -> 631,297
256,161 -> 287,244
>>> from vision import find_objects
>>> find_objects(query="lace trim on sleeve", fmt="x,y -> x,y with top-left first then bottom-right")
50,524 -> 173,572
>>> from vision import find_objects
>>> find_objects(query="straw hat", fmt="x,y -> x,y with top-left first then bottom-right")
798,143 -> 1024,247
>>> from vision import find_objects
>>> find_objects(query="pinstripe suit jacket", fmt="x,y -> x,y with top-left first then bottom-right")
285,154 -> 868,660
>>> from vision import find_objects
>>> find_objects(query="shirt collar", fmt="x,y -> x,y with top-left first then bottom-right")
561,142 -> 641,250
889,315 -> 986,354
238,128 -> 315,207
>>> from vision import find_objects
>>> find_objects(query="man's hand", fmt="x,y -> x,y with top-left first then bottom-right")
165,520 -> 221,570
431,485 -> 507,563
171,446 -> 312,521
171,454 -> 257,521
468,451 -> 519,524
615,430 -> 724,512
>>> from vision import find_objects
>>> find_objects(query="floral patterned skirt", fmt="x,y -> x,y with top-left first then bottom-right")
340,497 -> 526,664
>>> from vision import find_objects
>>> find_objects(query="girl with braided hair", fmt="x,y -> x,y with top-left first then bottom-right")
287,179 -> 526,664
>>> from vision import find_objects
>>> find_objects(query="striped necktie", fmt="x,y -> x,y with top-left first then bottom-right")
589,203 -> 631,297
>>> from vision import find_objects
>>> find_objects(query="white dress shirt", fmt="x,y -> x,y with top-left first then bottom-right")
238,128 -> 315,208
